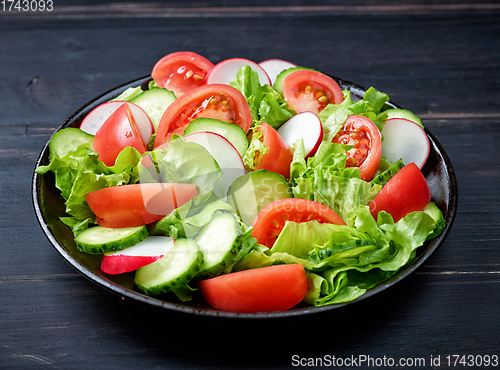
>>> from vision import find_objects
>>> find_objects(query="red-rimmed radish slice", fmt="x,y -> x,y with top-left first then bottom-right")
184,131 -> 245,200
101,236 -> 175,275
205,58 -> 271,86
258,58 -> 298,85
277,111 -> 323,158
81,101 -> 153,144
381,118 -> 430,169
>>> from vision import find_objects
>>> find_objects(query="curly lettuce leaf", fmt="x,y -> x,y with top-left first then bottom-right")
230,65 -> 295,129
290,141 -> 381,222
36,145 -> 142,221
318,87 -> 389,142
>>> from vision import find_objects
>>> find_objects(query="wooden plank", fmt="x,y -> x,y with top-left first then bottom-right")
2,2 -> 500,20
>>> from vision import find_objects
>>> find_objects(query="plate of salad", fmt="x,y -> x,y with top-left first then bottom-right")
32,52 -> 457,318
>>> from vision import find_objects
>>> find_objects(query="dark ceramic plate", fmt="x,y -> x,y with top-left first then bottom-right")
32,75 -> 458,318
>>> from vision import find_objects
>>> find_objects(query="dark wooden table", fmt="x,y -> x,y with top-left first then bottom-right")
1,1 -> 499,368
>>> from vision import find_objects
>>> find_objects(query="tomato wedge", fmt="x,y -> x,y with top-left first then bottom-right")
282,70 -> 344,114
85,183 -> 198,228
332,115 -> 382,182
252,198 -> 345,248
151,51 -> 214,97
198,264 -> 309,313
251,122 -> 294,179
154,84 -> 252,147
369,162 -> 432,222
93,103 -> 148,167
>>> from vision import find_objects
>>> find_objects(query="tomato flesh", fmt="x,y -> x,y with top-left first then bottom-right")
252,122 -> 294,180
332,115 -> 382,181
93,103 -> 147,167
151,51 -> 214,97
282,70 -> 344,114
154,84 -> 252,147
198,264 -> 309,313
369,162 -> 432,222
252,198 -> 345,248
85,183 -> 198,228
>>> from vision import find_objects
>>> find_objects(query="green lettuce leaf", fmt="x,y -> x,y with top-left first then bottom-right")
318,87 -> 390,142
230,65 -> 295,129
138,135 -> 222,208
36,145 -> 142,222
290,141 -> 382,222
242,125 -> 268,171
111,86 -> 144,102
232,204 -> 438,307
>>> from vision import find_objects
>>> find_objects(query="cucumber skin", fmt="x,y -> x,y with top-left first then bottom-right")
184,117 -> 249,157
423,202 -> 446,241
197,239 -> 240,279
134,239 -> 203,296
370,159 -> 404,186
49,127 -> 94,162
227,169 -> 292,226
195,213 -> 242,279
273,66 -> 317,95
75,226 -> 149,255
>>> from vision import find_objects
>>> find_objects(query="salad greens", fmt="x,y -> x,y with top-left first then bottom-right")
36,60 -> 445,310
230,65 -> 296,129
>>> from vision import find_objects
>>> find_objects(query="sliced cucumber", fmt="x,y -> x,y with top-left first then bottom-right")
383,108 -> 424,128
423,202 -> 446,240
135,238 -> 203,295
75,225 -> 148,254
371,159 -> 404,186
184,117 -> 249,157
49,127 -> 94,162
227,169 -> 292,226
273,66 -> 317,95
195,212 -> 242,278
130,87 -> 176,131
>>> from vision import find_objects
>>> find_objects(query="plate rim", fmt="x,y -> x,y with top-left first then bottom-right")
32,75 -> 458,319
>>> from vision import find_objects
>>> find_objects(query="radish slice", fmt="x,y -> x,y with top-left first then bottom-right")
381,118 -> 430,169
101,236 -> 175,275
184,131 -> 246,200
80,101 -> 154,145
258,58 -> 298,85
205,58 -> 271,86
277,111 -> 323,158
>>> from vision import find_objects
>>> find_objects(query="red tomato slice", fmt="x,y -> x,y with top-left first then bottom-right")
332,115 -> 382,181
369,162 -> 432,222
151,51 -> 214,97
93,103 -> 148,167
282,70 -> 344,114
252,122 -> 294,179
252,198 -> 345,248
154,84 -> 252,147
198,264 -> 309,313
85,183 -> 198,228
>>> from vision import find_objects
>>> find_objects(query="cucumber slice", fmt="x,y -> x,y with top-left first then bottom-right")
383,108 -> 424,128
135,238 -> 203,295
371,159 -> 404,186
227,169 -> 292,226
184,118 -> 249,157
273,66 -> 317,95
423,202 -> 446,240
75,225 -> 148,254
49,127 -> 94,162
130,87 -> 176,131
195,212 -> 241,278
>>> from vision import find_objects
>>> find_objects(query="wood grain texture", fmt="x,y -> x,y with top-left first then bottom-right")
1,1 -> 499,368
